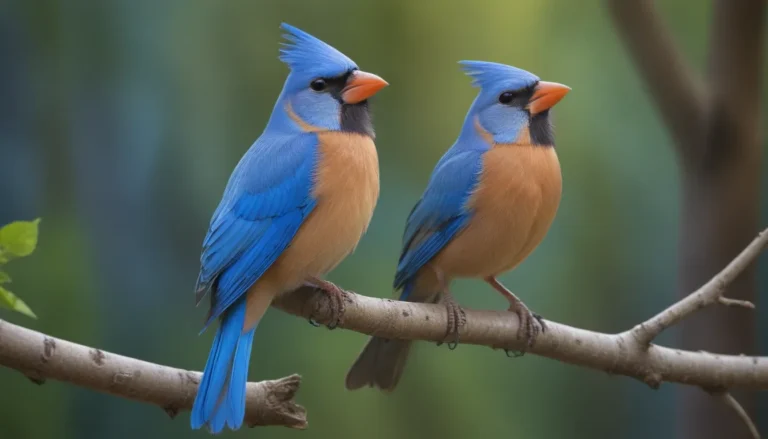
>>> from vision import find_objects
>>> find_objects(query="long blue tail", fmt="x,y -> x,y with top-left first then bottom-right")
191,299 -> 256,433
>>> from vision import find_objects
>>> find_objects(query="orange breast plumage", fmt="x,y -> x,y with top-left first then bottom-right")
432,142 -> 562,279
259,131 -> 380,293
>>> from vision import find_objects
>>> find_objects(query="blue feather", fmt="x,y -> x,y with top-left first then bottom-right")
279,23 -> 357,80
459,60 -> 539,93
209,209 -> 312,326
191,299 -> 256,434
191,133 -> 319,432
195,133 -> 319,328
224,328 -> 256,428
394,148 -> 484,297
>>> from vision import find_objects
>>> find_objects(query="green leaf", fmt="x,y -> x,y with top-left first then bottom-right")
0,285 -> 37,319
0,271 -> 10,284
0,218 -> 41,259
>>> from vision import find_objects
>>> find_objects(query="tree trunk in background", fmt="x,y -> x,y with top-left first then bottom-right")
678,2 -> 765,438
609,0 -> 766,437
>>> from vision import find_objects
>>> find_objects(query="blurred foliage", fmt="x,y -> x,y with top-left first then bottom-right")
0,219 -> 40,319
0,1 -> 765,439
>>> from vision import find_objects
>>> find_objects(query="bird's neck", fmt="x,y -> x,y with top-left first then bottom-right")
263,91 -> 308,136
456,115 -> 493,149
264,95 -> 374,139
339,102 -> 375,139
458,114 -> 555,148
528,111 -> 555,146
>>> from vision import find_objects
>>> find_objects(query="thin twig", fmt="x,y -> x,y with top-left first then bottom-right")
709,390 -> 761,439
0,319 -> 307,429
718,297 -> 755,309
628,229 -> 768,346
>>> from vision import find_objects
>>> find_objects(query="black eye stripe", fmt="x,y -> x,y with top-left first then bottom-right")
309,72 -> 355,94
498,84 -> 537,106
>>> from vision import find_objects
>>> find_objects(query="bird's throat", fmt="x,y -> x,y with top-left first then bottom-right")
340,102 -> 375,139
529,111 -> 555,146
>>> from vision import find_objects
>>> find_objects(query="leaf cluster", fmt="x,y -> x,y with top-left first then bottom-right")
0,219 -> 41,318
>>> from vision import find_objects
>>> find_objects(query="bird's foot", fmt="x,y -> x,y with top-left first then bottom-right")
308,278 -> 348,330
436,295 -> 466,350
504,302 -> 546,357
484,277 -> 545,357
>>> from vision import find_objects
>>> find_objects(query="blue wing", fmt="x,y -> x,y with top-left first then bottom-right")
195,132 -> 319,328
393,147 -> 484,299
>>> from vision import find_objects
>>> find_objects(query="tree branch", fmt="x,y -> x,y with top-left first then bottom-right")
274,228 -> 768,392
629,229 -> 768,346
717,297 -> 755,309
708,390 -> 761,439
0,319 -> 307,429
2,229 -> 766,431
606,0 -> 707,159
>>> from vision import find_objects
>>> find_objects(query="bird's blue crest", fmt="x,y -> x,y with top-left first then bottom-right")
278,23 -> 357,79
459,60 -> 539,92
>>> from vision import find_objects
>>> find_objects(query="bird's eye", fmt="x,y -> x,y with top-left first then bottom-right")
498,91 -> 514,104
310,79 -> 327,92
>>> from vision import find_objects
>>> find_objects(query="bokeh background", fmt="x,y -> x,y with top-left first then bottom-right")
0,1 -> 766,438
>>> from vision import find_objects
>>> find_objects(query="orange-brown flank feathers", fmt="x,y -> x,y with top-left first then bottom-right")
244,132 -> 380,329
427,140 -> 561,281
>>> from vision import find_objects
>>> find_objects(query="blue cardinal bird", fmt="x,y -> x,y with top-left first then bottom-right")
190,23 -> 387,433
346,61 -> 569,391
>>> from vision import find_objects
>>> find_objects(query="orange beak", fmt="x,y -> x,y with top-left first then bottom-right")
528,81 -> 571,115
341,70 -> 388,104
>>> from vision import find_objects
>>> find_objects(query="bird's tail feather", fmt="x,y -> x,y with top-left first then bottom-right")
191,298 -> 256,434
345,336 -> 413,391
345,276 -> 443,391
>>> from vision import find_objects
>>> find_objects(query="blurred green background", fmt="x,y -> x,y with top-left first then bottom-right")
0,1 -> 766,438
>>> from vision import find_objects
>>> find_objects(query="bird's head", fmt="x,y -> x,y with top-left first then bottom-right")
459,61 -> 570,146
272,23 -> 388,137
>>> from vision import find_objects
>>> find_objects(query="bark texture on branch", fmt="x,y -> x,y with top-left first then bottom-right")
276,291 -> 768,391
0,319 -> 307,429
274,228 -> 768,392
